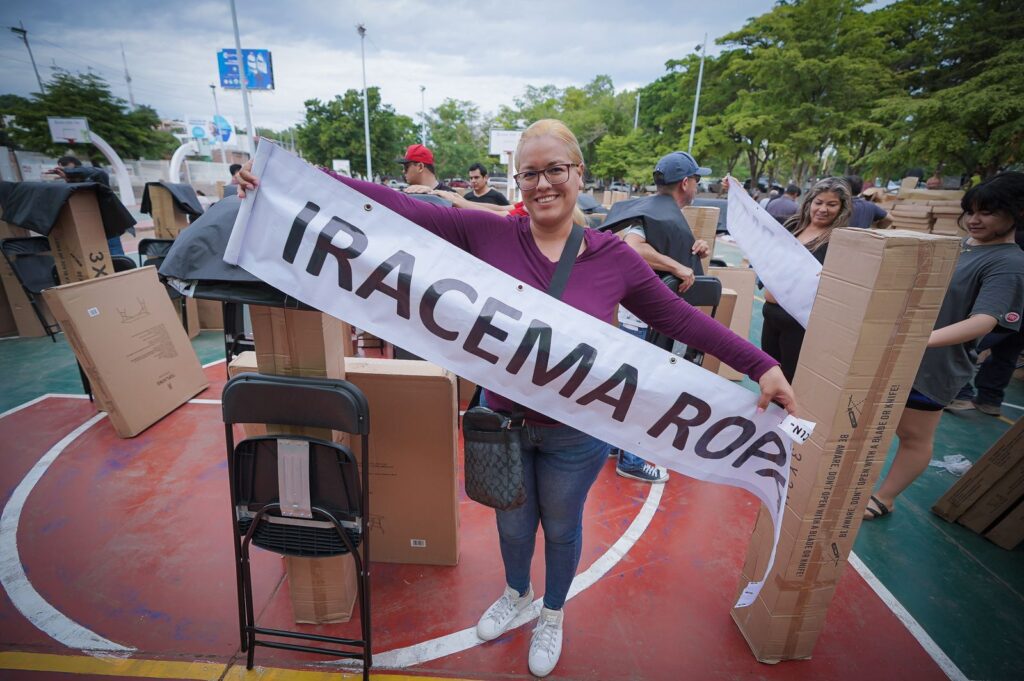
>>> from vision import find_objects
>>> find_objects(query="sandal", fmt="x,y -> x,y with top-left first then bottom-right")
863,495 -> 891,520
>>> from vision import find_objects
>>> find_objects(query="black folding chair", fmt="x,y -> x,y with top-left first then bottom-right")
647,274 -> 723,366
137,238 -> 175,266
111,255 -> 137,272
0,237 -> 61,341
222,372 -> 372,679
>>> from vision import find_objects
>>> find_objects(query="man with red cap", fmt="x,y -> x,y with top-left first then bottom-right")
397,143 -> 453,193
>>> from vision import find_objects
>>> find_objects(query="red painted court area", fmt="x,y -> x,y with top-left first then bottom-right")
0,363 -> 950,680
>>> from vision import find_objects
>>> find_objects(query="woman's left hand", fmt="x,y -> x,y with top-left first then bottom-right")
757,365 -> 798,416
235,160 -> 258,198
692,239 -> 711,258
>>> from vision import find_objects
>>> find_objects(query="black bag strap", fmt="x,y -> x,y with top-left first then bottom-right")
466,223 -> 585,414
546,223 -> 584,299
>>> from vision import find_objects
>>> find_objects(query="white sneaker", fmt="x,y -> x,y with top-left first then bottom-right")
528,606 -> 564,677
476,584 -> 533,641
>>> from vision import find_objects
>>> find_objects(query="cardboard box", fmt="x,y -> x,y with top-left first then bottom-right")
48,191 -> 113,284
710,266 -> 757,380
984,498 -> 1024,550
458,376 -> 478,411
958,458 -> 1024,533
196,298 -> 223,330
249,305 -> 347,442
42,267 -> 209,437
285,554 -> 357,624
700,288 -> 737,374
732,229 -> 959,662
0,276 -> 16,337
932,417 -> 1024,522
149,184 -> 190,240
682,205 -> 719,273
345,357 -> 459,566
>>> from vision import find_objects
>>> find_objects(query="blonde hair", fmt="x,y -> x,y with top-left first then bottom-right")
514,119 -> 588,227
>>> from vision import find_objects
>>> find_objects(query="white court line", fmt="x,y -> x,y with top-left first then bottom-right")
331,482 -> 665,669
0,413 -> 135,654
1001,402 -> 1023,412
201,358 -> 227,368
849,552 -> 968,681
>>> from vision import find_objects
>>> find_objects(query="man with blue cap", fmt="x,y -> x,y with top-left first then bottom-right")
598,151 -> 712,483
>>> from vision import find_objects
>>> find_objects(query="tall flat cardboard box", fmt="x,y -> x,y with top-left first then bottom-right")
42,267 -> 209,437
345,357 -> 459,566
682,205 -> 719,273
285,555 -> 357,624
710,266 -> 757,380
227,351 -> 266,438
149,184 -> 191,239
48,191 -> 113,284
732,229 -> 959,662
248,305 -> 353,622
700,288 -> 737,374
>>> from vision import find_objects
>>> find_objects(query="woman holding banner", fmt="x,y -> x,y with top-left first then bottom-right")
760,177 -> 853,381
237,119 -> 797,678
865,172 -> 1024,520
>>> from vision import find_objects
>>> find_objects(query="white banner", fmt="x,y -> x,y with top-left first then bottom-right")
726,178 -> 822,327
225,143 -> 808,607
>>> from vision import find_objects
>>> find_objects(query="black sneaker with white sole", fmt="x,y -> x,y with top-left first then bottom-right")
615,462 -> 669,483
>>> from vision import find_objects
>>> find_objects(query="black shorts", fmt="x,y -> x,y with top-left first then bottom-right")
906,387 -> 945,412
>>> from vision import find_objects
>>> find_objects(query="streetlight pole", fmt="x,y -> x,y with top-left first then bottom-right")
687,33 -> 708,153
420,85 -> 427,145
210,84 -> 228,164
229,0 -> 256,158
633,92 -> 640,130
357,24 -> 373,181
9,22 -> 44,94
121,43 -> 136,109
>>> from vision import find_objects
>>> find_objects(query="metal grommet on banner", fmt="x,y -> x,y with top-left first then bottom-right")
363,203 -> 372,212
669,357 -> 677,364
516,284 -> 524,291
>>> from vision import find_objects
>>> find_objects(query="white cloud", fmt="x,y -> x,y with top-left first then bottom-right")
0,0 -> 773,131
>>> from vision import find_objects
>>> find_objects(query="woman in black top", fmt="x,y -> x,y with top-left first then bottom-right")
761,177 -> 853,381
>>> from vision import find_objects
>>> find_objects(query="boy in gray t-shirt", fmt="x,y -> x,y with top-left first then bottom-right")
866,172 -> 1024,521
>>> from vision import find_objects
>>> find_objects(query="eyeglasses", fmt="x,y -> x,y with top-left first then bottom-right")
513,163 -> 578,190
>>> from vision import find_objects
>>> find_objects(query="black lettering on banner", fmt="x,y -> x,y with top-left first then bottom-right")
647,392 -> 711,449
732,431 -> 787,469
464,297 -> 523,364
695,416 -> 756,459
506,320 -> 597,397
757,468 -> 787,511
282,201 -> 320,263
420,278 -> 478,341
354,250 -> 415,319
575,363 -> 638,422
305,216 -> 368,290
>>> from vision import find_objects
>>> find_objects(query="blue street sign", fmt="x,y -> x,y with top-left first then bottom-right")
217,49 -> 275,90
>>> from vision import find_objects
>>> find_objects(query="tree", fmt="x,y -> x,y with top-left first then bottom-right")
2,71 -> 178,161
425,98 -> 488,180
296,87 -> 417,178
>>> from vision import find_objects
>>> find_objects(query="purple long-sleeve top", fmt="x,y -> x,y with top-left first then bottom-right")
325,172 -> 779,420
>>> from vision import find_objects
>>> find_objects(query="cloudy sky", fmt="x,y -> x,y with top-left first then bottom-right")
1,0 -> 781,132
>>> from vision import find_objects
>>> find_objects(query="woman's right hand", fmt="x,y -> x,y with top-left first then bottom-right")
236,160 -> 258,198
757,365 -> 799,416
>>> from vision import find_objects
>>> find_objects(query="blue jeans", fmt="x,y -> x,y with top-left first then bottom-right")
106,236 -> 125,256
617,322 -> 651,470
496,423 -> 610,610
